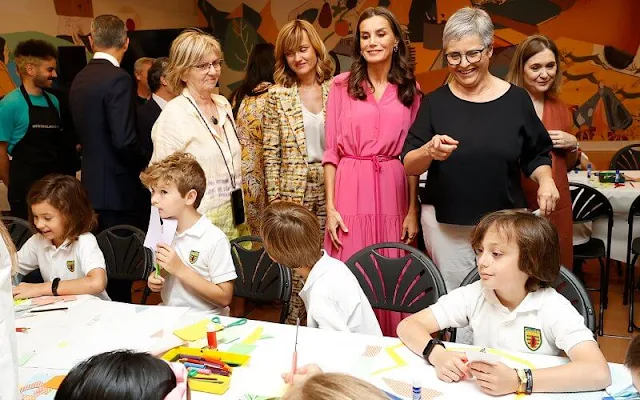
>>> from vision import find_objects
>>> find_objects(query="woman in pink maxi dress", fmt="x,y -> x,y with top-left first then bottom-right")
322,8 -> 421,338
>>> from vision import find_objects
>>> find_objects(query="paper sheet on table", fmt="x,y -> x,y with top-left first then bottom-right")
465,349 -> 501,365
232,367 -> 288,398
606,363 -> 638,396
144,206 -> 178,250
173,319 -> 223,341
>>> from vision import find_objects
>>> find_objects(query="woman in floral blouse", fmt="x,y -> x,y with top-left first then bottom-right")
232,43 -> 276,236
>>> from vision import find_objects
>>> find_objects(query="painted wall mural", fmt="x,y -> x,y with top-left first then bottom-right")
202,0 -> 640,141
0,0 -> 638,140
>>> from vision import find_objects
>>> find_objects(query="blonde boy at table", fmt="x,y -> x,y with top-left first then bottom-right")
143,152 -> 236,313
0,221 -> 19,399
261,201 -> 382,336
12,175 -> 109,300
397,209 -> 610,396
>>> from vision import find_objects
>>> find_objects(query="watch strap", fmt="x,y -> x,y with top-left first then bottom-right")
52,277 -> 61,296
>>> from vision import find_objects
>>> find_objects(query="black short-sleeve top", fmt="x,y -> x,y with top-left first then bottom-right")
402,84 -> 552,225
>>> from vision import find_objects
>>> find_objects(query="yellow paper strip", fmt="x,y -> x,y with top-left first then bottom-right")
372,343 -> 407,375
242,327 -> 264,345
173,319 -> 214,341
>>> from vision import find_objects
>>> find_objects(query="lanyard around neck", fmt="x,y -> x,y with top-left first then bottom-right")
185,95 -> 237,189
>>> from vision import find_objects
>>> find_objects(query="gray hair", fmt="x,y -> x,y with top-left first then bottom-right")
134,57 -> 154,73
442,7 -> 494,50
91,15 -> 127,50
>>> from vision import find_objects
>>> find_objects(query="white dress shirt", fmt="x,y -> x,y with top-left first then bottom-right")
430,280 -> 595,355
93,52 -> 120,67
299,251 -> 382,336
152,93 -> 168,110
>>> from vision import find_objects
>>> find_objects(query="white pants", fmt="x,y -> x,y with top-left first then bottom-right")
421,205 -> 476,344
421,205 -> 476,291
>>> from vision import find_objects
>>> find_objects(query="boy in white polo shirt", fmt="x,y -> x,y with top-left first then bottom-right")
397,210 -> 610,395
261,201 -> 381,336
142,152 -> 236,313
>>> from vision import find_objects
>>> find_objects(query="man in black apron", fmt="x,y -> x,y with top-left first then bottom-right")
0,40 -> 77,220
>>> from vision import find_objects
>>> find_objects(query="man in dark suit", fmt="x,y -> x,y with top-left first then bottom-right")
70,15 -> 150,303
70,14 -> 150,231
136,56 -> 174,165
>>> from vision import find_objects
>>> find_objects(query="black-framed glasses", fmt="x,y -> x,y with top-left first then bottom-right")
193,59 -> 224,71
445,48 -> 485,66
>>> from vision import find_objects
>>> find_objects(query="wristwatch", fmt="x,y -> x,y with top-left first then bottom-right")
422,338 -> 445,365
51,277 -> 61,296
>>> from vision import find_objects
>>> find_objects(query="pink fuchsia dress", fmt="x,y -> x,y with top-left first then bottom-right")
322,72 -> 421,337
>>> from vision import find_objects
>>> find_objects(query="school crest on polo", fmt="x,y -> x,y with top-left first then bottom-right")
524,327 -> 542,351
189,250 -> 200,264
66,260 -> 75,272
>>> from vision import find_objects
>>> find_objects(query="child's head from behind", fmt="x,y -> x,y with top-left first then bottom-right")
625,336 -> 640,390
282,372 -> 389,400
27,174 -> 97,245
140,152 -> 206,219
55,350 -> 184,400
470,209 -> 560,293
261,201 -> 322,269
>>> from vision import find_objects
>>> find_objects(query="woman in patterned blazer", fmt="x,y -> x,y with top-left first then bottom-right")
263,19 -> 334,325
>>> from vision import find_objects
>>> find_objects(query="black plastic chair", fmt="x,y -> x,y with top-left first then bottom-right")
610,144 -> 640,171
96,225 -> 153,304
345,242 -> 452,339
625,194 -> 640,332
230,236 -> 292,324
569,182 -> 613,335
1,216 -> 34,250
460,266 -> 596,334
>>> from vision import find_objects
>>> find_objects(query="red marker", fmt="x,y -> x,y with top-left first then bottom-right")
15,327 -> 29,333
207,323 -> 218,349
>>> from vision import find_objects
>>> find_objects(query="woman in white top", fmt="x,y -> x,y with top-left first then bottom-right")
152,29 -> 248,240
0,222 -> 18,399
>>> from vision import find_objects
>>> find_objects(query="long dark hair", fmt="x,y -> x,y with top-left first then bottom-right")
55,351 -> 176,400
0,37 -> 6,63
230,43 -> 276,117
348,7 -> 419,107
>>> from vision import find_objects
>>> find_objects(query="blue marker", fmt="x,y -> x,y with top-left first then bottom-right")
587,163 -> 592,178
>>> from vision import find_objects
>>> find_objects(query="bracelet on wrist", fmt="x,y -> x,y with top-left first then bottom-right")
524,368 -> 533,394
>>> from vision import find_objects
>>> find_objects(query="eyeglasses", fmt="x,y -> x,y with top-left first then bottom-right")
193,59 -> 224,71
444,48 -> 485,66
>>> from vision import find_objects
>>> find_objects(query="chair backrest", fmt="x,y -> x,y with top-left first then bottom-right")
345,242 -> 447,314
568,182 -> 614,224
96,225 -> 152,281
460,266 -> 596,333
610,144 -> 640,170
230,236 -> 291,322
1,216 -> 34,251
629,194 -> 640,223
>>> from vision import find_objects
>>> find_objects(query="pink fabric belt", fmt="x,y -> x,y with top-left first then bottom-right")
342,155 -> 399,243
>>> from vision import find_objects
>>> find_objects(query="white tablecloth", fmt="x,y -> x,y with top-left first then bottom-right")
16,296 -> 614,400
568,170 -> 640,262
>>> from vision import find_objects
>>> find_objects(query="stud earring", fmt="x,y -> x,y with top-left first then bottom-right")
393,44 -> 398,52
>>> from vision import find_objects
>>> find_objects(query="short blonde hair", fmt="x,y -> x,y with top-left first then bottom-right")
260,202 -> 322,269
139,152 -> 207,209
165,28 -> 222,92
282,373 -> 389,400
506,34 -> 562,97
134,57 -> 154,74
274,20 -> 334,87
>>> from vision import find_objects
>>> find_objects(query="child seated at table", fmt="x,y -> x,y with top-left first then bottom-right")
625,335 -> 640,391
397,209 -> 610,395
12,175 -> 109,300
143,152 -> 236,313
55,350 -> 188,400
261,201 -> 382,336
0,221 -> 19,399
282,364 -> 389,400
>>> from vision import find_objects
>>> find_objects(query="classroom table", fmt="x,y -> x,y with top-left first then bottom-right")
568,170 -> 640,262
16,296 -> 622,400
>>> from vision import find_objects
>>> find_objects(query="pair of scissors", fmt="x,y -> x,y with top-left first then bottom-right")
210,316 -> 248,329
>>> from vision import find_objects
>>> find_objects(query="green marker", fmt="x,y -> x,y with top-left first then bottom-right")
155,263 -> 160,277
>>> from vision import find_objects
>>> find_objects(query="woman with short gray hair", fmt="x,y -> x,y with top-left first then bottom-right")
402,7 -> 558,291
